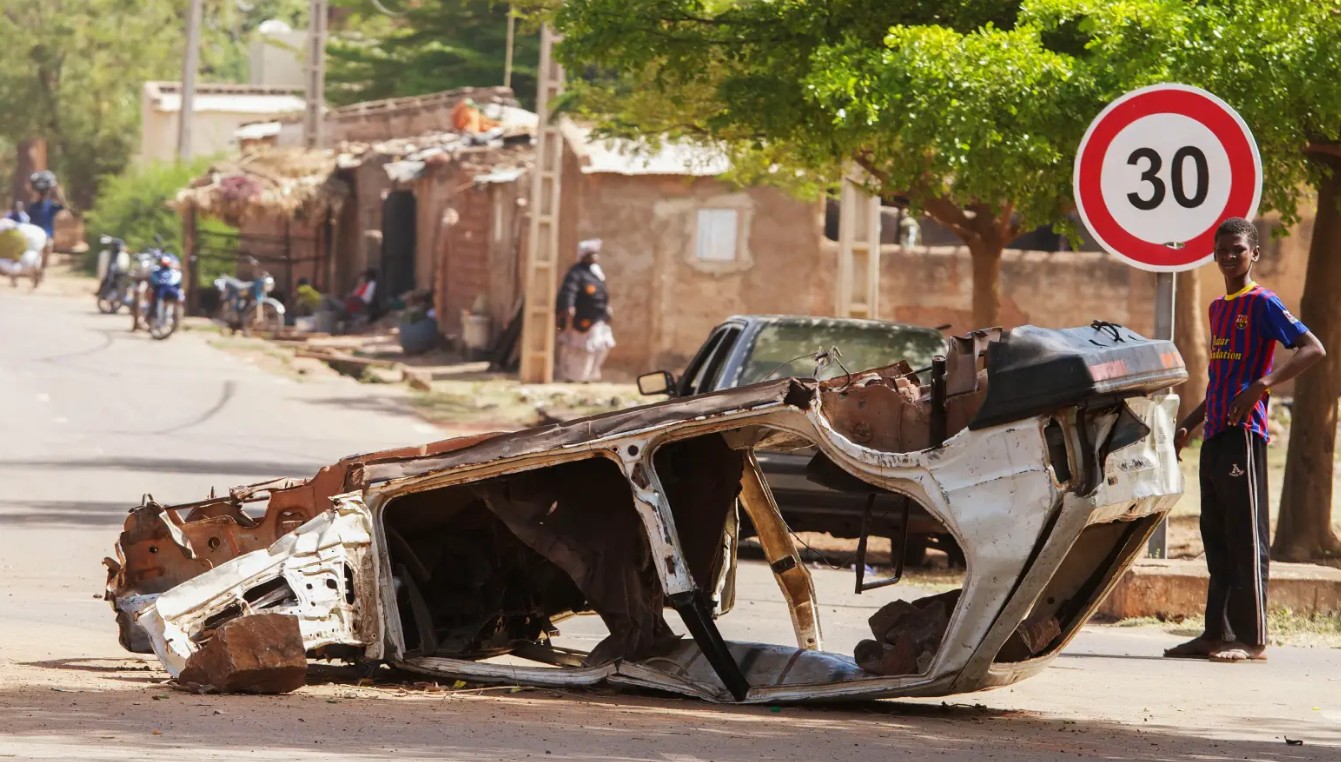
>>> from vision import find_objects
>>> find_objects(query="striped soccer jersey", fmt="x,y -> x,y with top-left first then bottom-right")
1205,282 -> 1308,442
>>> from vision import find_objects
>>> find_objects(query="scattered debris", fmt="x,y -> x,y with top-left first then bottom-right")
997,613 -> 1063,663
856,590 -> 961,675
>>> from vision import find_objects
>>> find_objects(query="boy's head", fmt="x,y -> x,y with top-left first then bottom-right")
1214,217 -> 1260,280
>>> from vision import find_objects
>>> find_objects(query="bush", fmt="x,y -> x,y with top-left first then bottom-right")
83,158 -> 235,272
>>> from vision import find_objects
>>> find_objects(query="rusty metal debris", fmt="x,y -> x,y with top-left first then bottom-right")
106,324 -> 1187,702
856,590 -> 961,675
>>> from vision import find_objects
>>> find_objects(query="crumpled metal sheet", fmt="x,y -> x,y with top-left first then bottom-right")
137,494 -> 378,677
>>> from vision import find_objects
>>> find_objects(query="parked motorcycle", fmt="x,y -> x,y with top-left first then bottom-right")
133,252 -> 184,340
129,237 -> 170,332
213,264 -> 285,336
94,236 -> 147,314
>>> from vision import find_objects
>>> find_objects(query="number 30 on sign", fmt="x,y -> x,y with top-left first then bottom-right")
1073,83 -> 1262,273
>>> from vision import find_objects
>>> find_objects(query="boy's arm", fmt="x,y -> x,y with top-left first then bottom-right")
1227,330 -> 1327,424
1174,400 -> 1205,455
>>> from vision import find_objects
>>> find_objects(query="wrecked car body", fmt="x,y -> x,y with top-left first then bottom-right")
106,323 -> 1187,703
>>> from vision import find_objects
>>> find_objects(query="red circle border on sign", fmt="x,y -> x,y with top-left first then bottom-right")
1074,85 -> 1262,272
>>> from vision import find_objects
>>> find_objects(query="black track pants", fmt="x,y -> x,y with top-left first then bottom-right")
1199,427 -> 1270,646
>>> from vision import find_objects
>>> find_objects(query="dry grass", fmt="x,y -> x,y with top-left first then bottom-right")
1112,609 -> 1341,648
410,377 -> 645,428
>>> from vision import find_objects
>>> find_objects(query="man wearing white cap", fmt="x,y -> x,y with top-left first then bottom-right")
555,238 -> 616,381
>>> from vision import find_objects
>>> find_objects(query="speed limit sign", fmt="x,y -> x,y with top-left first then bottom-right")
1073,83 -> 1262,272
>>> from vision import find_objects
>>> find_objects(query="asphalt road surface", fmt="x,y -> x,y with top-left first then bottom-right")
1,283 -> 1337,761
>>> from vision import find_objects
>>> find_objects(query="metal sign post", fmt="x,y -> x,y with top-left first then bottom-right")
1073,83 -> 1263,558
1148,271 -> 1176,557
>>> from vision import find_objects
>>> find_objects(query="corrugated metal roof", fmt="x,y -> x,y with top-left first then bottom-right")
152,92 -> 307,115
559,119 -> 729,177
235,121 -> 283,140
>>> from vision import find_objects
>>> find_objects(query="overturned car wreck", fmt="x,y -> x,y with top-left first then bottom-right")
106,323 -> 1186,703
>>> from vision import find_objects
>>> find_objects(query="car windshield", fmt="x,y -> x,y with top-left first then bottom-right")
736,321 -> 945,386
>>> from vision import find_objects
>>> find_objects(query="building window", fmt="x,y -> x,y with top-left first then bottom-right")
695,208 -> 740,262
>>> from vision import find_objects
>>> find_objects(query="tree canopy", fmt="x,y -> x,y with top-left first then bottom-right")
544,0 -> 1339,326
328,0 -> 540,107
0,0 -> 310,209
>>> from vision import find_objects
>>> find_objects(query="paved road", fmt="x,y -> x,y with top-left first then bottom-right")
1,284 -> 1337,760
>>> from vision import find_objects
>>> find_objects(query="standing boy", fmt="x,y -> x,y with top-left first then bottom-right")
1165,217 -> 1325,662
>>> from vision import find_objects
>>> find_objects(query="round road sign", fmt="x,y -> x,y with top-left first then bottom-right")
1073,83 -> 1262,272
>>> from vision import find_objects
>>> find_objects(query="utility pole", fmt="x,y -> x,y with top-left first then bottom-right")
304,0 -> 328,149
504,8 -> 517,90
177,0 -> 204,161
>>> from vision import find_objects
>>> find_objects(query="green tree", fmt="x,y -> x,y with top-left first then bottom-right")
0,1 -> 300,211
85,158 -> 220,259
544,1 -> 1140,329
0,2 -> 185,209
1169,0 -> 1341,562
327,0 -> 540,107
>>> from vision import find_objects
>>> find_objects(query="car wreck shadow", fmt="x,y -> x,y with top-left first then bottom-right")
0,500 -> 137,527
0,456 -> 316,478
20,658 -> 165,685
0,681 -> 1332,761
301,394 -> 425,419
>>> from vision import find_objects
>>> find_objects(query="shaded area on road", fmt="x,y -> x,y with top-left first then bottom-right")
0,499 -> 136,528
0,456 -> 318,478
0,674 -> 1332,762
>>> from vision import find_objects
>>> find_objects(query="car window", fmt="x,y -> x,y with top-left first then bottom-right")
680,325 -> 736,395
737,322 -> 945,386
697,326 -> 741,392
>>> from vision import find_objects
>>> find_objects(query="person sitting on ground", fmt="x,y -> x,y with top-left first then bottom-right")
342,268 -> 380,324
5,201 -> 28,225
293,277 -> 324,317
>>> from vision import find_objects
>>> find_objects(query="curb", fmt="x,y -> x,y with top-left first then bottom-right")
1097,558 -> 1341,619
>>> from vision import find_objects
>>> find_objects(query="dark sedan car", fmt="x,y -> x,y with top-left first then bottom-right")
639,315 -> 962,565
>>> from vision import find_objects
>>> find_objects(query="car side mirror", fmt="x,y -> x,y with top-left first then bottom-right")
638,370 -> 677,397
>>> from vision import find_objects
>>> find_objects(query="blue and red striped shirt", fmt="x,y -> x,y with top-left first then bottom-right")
1205,282 -> 1308,442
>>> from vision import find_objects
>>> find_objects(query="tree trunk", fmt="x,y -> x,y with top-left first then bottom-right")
1174,267 -> 1209,430
966,238 -> 1003,329
1274,163 -> 1341,561
11,139 -> 47,206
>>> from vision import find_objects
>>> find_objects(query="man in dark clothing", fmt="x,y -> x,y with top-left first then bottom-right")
555,239 -> 615,381
28,189 -> 64,239
27,175 -> 65,276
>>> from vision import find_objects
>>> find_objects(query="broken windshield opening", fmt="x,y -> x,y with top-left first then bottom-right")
737,322 -> 944,385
